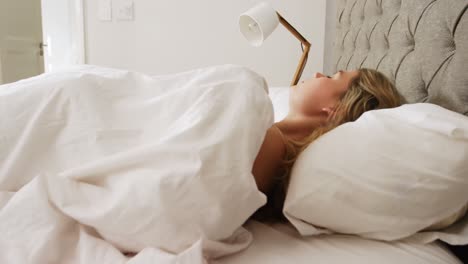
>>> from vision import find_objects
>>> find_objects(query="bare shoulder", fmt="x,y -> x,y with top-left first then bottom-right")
252,126 -> 286,194
263,126 -> 286,156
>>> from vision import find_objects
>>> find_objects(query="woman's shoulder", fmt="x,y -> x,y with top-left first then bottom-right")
252,126 -> 287,194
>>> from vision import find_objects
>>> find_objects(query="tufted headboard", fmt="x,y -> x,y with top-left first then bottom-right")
332,0 -> 468,115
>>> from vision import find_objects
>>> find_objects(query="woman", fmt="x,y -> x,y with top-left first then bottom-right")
252,68 -> 403,220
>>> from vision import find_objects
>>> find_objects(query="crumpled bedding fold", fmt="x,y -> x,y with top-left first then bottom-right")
0,64 -> 274,263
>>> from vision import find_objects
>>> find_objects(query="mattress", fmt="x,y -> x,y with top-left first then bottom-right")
215,220 -> 461,264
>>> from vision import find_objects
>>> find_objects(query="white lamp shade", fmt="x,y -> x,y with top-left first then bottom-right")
239,2 -> 279,47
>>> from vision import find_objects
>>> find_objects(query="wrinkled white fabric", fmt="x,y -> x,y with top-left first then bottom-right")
214,221 -> 462,264
0,64 -> 273,263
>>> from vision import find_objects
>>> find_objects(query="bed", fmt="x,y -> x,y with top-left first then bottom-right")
330,0 -> 468,261
216,0 -> 468,263
214,221 -> 462,264
0,0 -> 467,263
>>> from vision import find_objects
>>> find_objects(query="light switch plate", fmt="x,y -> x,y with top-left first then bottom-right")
98,0 -> 112,21
116,0 -> 134,21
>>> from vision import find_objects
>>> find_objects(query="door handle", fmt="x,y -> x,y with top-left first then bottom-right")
39,42 -> 48,56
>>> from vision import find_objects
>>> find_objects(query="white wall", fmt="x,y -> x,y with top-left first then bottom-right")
84,0 -> 327,86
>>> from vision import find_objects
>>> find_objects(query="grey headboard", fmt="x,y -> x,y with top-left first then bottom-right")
332,0 -> 468,115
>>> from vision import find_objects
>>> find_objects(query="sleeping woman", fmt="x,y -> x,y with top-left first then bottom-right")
0,65 -> 405,260
251,68 -> 403,220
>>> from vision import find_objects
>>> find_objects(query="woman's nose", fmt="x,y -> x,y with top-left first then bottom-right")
314,72 -> 326,78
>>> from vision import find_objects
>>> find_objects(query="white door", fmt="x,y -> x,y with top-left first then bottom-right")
41,0 -> 85,72
0,0 -> 44,84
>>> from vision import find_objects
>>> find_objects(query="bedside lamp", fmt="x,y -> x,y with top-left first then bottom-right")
239,2 -> 311,86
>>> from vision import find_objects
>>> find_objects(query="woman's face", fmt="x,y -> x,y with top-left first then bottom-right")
289,70 -> 359,117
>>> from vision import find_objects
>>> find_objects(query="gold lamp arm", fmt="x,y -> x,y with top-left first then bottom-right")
277,12 -> 311,86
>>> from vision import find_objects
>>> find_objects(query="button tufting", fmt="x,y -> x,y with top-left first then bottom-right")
377,7 -> 383,16
332,0 -> 467,115
407,36 -> 415,48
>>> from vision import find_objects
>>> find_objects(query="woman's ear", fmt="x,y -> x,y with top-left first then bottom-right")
321,107 -> 335,117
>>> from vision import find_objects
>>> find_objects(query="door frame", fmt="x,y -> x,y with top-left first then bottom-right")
70,0 -> 85,64
41,0 -> 86,70
0,56 -> 3,83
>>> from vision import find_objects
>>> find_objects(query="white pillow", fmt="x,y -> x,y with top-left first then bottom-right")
284,103 -> 468,245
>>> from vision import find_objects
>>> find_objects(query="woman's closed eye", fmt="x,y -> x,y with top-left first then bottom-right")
329,71 -> 343,79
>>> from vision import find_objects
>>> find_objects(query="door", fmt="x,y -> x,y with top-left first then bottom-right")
0,0 -> 85,85
0,0 -> 44,84
41,0 -> 85,72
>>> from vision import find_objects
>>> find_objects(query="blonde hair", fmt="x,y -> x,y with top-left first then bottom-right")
253,68 -> 404,221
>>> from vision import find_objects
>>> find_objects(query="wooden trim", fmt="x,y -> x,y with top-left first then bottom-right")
277,12 -> 311,86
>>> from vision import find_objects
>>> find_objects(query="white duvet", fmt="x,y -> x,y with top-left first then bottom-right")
0,65 -> 274,263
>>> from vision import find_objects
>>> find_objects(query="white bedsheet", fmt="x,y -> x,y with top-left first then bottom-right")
215,221 -> 461,264
0,65 -> 274,264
